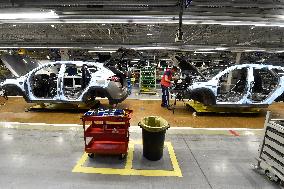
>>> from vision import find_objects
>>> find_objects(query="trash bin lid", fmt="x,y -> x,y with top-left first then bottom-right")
139,116 -> 170,132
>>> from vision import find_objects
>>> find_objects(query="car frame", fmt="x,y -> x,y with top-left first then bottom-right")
0,61 -> 128,105
186,64 -> 284,107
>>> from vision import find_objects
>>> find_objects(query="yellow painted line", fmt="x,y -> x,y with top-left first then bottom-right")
72,153 -> 89,172
166,142 -> 183,177
124,142 -> 134,169
72,141 -> 182,177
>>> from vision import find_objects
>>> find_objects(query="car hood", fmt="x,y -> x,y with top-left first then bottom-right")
173,56 -> 207,80
1,54 -> 40,77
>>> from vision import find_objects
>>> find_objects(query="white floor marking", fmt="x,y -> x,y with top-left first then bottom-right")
0,121 -> 263,131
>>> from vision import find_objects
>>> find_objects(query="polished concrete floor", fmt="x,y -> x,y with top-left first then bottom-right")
0,124 -> 279,189
2,96 -> 284,128
0,90 -> 283,188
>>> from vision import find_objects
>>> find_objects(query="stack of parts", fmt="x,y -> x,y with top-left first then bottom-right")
84,109 -> 125,116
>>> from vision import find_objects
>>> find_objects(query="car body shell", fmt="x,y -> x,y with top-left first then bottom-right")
0,61 -> 128,104
188,64 -> 284,107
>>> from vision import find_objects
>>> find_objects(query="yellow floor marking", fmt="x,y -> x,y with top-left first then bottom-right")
124,142 -> 134,169
72,141 -> 182,177
166,142 -> 182,177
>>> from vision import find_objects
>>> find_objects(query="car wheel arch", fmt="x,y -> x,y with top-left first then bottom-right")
2,84 -> 29,102
189,87 -> 216,106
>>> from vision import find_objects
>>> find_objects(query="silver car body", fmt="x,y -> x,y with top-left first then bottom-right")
188,64 -> 284,106
0,61 -> 128,104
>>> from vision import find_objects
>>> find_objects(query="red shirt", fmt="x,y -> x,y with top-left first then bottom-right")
160,69 -> 172,87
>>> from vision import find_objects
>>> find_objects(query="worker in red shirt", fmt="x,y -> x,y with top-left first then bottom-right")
160,66 -> 178,108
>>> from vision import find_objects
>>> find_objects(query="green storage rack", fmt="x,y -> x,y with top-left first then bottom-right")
139,66 -> 156,94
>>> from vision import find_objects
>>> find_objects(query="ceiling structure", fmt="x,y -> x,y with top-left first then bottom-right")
0,0 -> 283,51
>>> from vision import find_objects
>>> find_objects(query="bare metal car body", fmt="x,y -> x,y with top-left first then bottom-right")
0,61 -> 128,104
187,64 -> 284,107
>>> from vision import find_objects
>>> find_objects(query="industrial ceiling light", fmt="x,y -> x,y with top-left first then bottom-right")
135,47 -> 166,50
197,48 -> 215,51
215,47 -> 228,51
195,48 -> 227,51
88,50 -> 116,53
194,51 -> 217,54
244,49 -> 266,52
0,46 -> 76,49
0,10 -> 59,20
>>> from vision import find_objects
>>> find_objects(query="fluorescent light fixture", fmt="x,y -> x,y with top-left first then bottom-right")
182,19 -> 284,27
197,48 -> 228,51
244,49 -> 266,52
147,33 -> 153,36
135,47 -> 167,50
93,46 -> 102,49
0,10 -> 59,20
276,50 -> 284,53
197,48 -> 215,51
194,51 -> 217,54
88,50 -> 116,53
0,46 -> 77,49
134,46 -> 179,50
215,47 -> 228,51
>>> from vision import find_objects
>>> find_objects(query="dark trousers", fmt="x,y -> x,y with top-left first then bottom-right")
161,85 -> 170,107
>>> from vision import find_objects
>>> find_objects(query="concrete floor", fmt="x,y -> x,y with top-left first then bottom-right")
0,90 -> 283,188
0,96 -> 279,128
0,124 -> 280,189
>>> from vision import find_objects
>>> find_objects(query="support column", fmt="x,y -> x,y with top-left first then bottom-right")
235,52 -> 242,64
60,49 -> 69,61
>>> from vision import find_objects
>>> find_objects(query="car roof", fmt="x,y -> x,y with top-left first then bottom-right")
231,64 -> 283,69
43,61 -> 104,67
211,64 -> 284,80
225,64 -> 284,70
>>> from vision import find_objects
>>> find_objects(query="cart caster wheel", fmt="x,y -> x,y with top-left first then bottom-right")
120,153 -> 127,159
275,176 -> 280,183
265,170 -> 275,181
88,153 -> 94,158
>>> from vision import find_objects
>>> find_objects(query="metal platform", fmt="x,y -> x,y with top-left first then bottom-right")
27,101 -> 101,112
185,100 -> 263,114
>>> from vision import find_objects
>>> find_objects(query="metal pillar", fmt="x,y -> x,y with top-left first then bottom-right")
235,52 -> 242,64
60,48 -> 69,61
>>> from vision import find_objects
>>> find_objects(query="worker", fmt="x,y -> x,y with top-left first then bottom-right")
160,66 -> 178,108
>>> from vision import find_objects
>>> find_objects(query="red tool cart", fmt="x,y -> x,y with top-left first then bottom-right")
82,109 -> 133,159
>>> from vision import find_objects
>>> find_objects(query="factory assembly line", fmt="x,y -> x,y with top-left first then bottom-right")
1,1 -> 284,188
